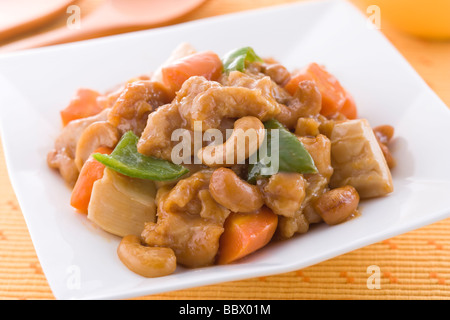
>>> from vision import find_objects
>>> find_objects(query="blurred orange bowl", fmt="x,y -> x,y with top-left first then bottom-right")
359,0 -> 450,40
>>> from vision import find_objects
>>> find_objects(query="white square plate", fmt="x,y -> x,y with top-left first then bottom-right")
1,0 -> 450,300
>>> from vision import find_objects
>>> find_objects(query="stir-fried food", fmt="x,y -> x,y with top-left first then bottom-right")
47,43 -> 395,277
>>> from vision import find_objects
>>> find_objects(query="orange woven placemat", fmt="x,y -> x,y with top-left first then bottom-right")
1,0 -> 450,301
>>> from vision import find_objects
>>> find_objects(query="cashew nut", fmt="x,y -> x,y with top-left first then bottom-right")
373,125 -> 394,144
198,116 -> 265,167
47,108 -> 110,186
209,167 -> 264,212
264,63 -> 291,86
313,185 -> 360,225
117,235 -> 176,278
373,125 -> 396,168
74,121 -> 119,170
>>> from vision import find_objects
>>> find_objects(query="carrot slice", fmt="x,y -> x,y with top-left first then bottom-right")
161,51 -> 223,93
285,63 -> 354,118
217,207 -> 278,265
340,91 -> 358,119
70,147 -> 113,214
60,88 -> 104,126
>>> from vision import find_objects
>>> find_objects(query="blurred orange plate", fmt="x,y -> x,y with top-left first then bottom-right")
0,0 -> 77,40
0,0 -> 209,51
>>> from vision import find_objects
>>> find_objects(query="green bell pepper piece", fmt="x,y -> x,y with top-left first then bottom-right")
248,119 -> 317,183
93,131 -> 189,181
222,46 -> 264,73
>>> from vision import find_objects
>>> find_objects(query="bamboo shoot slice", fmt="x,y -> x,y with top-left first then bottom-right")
330,119 -> 393,198
88,168 -> 156,237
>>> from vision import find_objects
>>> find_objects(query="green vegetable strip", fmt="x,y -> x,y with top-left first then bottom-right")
222,47 -> 264,73
93,131 -> 189,181
248,119 -> 317,183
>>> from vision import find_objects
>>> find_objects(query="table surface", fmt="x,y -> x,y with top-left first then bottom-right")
1,0 -> 449,300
